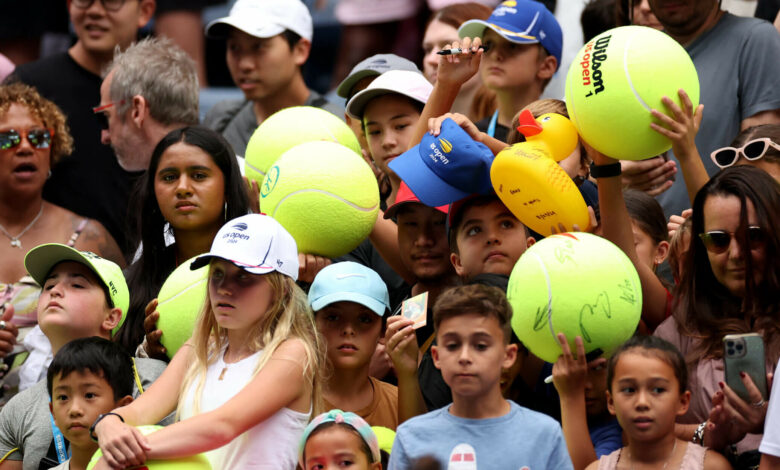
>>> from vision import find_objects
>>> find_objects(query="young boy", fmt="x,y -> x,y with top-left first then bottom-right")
388,284 -> 573,469
47,337 -> 134,470
309,262 -> 399,430
459,0 -> 562,142
0,244 -> 167,470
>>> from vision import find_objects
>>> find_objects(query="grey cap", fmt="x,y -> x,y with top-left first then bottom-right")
336,54 -> 421,99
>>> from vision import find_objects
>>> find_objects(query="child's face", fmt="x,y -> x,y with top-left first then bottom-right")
606,351 -> 690,442
480,30 -> 545,92
396,204 -> 453,283
451,200 -> 532,278
303,426 -> 379,470
584,357 -> 609,418
50,370 -> 125,449
363,94 -> 420,178
38,262 -> 118,344
631,221 -> 668,271
315,301 -> 383,371
432,312 -> 517,401
209,259 -> 274,330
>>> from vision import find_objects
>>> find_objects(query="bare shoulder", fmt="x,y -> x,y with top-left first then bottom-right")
584,459 -> 601,470
73,218 -> 126,267
270,337 -> 308,363
703,449 -> 732,470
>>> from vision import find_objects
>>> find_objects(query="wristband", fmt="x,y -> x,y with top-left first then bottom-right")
90,412 -> 124,442
691,421 -> 707,445
589,161 -> 622,178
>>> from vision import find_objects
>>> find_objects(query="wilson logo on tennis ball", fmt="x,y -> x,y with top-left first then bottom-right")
580,34 -> 611,97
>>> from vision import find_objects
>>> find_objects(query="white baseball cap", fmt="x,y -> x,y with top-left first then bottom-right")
346,70 -> 433,120
205,0 -> 313,42
191,214 -> 299,280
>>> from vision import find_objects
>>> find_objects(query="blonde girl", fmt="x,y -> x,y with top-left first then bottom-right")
92,213 -> 324,469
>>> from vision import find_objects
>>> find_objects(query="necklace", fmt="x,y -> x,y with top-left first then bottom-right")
627,439 -> 677,470
0,204 -> 44,249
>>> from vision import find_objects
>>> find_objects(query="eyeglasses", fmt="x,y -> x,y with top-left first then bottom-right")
92,100 -> 125,130
698,226 -> 766,253
71,0 -> 128,12
0,128 -> 54,150
710,138 -> 780,169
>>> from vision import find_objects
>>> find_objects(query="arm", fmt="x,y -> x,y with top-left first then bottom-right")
0,462 -> 22,470
649,89 -> 707,206
75,219 -> 126,268
428,112 -> 508,156
552,334 -> 597,470
589,147 -> 669,330
409,37 -> 483,149
385,316 -> 427,423
703,449 -> 733,470
762,454 -> 780,470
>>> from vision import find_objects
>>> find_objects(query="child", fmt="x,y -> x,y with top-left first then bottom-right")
587,335 -> 731,470
0,244 -> 167,469
299,409 -> 382,470
309,262 -> 399,429
91,214 -> 324,470
47,337 -> 134,470
388,284 -> 573,469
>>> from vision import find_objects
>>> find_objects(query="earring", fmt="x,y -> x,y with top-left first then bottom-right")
224,201 -> 228,221
47,170 -> 52,179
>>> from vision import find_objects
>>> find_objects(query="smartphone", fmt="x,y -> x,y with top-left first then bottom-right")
723,333 -> 768,402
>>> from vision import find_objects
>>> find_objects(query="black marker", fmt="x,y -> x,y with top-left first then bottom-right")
437,47 -> 483,55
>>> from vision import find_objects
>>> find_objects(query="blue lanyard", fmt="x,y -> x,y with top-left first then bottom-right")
487,110 -> 499,138
48,411 -> 70,463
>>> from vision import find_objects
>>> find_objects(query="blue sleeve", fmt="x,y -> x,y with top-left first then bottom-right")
388,430 -> 412,470
547,427 -> 575,470
591,420 -> 623,458
738,20 -> 780,119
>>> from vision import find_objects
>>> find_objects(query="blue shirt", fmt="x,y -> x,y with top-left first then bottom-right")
589,418 -> 623,458
388,401 -> 574,470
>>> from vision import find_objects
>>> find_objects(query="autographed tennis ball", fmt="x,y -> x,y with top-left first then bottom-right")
565,26 -> 699,160
244,106 -> 361,185
87,425 -> 212,469
372,426 -> 396,455
156,256 -> 209,359
507,232 -> 642,363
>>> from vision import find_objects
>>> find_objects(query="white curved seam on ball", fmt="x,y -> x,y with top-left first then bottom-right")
320,122 -> 339,143
529,251 -> 555,340
245,161 -> 265,178
623,32 -> 651,112
270,189 -> 379,217
158,279 -> 207,306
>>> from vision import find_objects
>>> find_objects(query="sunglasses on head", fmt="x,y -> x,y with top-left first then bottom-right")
710,138 -> 780,169
698,226 -> 766,253
0,128 -> 53,150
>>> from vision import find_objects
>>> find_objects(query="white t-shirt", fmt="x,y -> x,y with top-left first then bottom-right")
180,347 -> 310,469
760,361 -> 780,457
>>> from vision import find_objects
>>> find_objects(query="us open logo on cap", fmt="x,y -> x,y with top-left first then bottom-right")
494,1 -> 518,15
439,138 -> 453,153
232,222 -> 248,231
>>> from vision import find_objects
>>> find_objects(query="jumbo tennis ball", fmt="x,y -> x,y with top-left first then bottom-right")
565,26 -> 700,160
508,232 -> 642,363
156,256 -> 208,359
372,426 -> 396,455
87,425 -> 212,469
260,140 -> 379,258
244,106 -> 361,185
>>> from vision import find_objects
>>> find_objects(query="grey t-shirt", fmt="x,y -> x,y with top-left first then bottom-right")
0,358 -> 168,470
656,13 -> 780,218
202,89 -> 345,158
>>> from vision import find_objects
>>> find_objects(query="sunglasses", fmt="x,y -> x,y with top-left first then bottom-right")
710,138 -> 780,169
92,100 -> 125,130
698,226 -> 766,253
0,128 -> 53,150
71,0 -> 128,12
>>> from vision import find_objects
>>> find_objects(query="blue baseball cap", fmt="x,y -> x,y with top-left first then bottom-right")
388,118 -> 494,207
458,0 -> 562,67
308,262 -> 390,316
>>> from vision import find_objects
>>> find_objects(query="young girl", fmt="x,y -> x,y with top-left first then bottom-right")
299,409 -> 382,470
587,335 -> 731,470
119,126 -> 250,354
92,213 -> 324,469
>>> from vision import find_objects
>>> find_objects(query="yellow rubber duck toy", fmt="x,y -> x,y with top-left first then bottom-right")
491,109 -> 589,236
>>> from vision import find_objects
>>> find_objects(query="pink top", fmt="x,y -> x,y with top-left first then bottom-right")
598,442 -> 706,470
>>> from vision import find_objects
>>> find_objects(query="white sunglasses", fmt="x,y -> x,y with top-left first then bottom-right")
710,137 -> 780,169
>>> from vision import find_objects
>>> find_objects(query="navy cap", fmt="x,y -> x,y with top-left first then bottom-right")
389,118 -> 494,207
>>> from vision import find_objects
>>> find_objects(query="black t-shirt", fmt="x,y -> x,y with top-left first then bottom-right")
475,115 -> 509,143
7,53 -> 137,255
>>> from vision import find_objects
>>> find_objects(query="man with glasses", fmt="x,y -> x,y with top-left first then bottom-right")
4,0 -> 155,258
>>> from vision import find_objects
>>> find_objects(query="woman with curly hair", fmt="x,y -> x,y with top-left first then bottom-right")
0,83 -> 123,398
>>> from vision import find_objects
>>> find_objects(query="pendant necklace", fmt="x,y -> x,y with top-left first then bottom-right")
0,204 -> 44,249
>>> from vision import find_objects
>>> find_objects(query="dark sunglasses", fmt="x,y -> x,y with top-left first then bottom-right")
0,128 -> 53,150
71,0 -> 128,12
710,138 -> 780,169
698,226 -> 766,253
